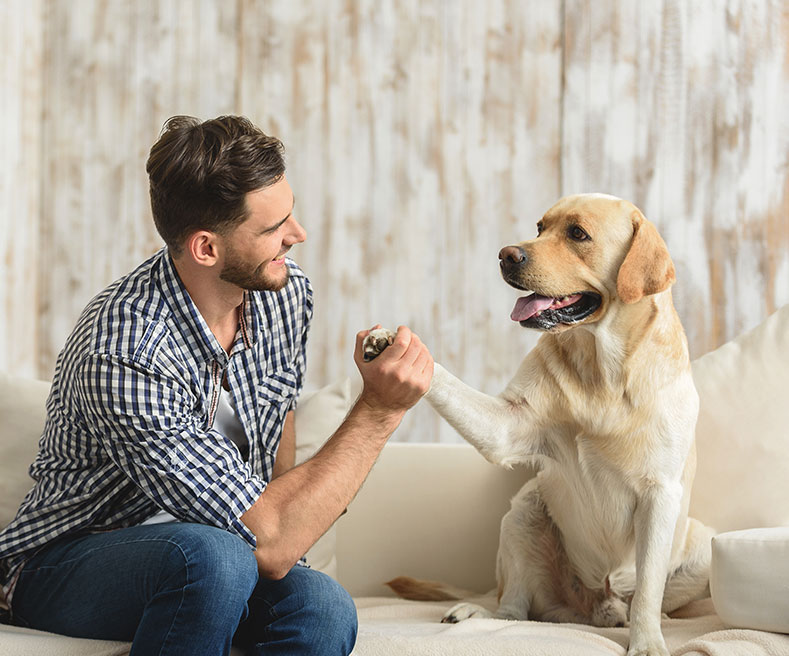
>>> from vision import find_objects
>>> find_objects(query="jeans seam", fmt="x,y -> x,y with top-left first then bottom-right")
19,536 -> 196,574
156,540 -> 190,655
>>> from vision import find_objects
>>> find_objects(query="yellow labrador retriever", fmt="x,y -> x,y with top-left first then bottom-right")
365,194 -> 714,656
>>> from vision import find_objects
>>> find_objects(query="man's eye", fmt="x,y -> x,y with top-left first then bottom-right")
569,226 -> 590,241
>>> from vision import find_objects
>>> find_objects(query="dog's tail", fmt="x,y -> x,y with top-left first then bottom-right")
385,576 -> 473,602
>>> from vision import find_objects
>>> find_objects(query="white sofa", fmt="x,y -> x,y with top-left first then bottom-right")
2,304 -> 789,655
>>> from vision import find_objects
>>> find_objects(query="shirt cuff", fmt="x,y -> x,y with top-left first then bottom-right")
197,473 -> 266,548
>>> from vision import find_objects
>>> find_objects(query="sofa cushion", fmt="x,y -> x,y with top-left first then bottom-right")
0,373 -> 50,529
0,623 -> 129,656
690,304 -> 789,533
710,527 -> 789,633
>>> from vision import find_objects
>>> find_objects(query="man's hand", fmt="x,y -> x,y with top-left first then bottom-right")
354,325 -> 433,414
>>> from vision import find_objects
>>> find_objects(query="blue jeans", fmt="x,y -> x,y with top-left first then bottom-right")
11,523 -> 357,655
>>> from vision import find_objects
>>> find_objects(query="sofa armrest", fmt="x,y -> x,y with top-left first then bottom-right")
335,442 -> 532,597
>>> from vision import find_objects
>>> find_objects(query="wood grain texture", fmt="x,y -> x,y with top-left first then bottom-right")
1,0 -> 44,378
2,0 -> 788,443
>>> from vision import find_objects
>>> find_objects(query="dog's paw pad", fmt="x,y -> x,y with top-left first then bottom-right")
362,328 -> 396,361
441,602 -> 492,624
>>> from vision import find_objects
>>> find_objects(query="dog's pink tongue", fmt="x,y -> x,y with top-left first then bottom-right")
511,294 -> 555,322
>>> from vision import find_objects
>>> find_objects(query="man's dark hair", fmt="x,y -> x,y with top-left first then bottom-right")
146,115 -> 285,256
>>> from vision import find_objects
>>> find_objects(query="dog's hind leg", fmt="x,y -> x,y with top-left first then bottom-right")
495,481 -> 629,627
662,517 -> 715,613
492,483 -> 544,620
494,481 -> 587,623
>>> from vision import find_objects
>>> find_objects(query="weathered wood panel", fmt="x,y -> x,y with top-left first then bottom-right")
0,0 -> 44,378
2,0 -> 788,443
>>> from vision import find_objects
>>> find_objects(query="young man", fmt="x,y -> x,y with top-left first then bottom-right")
0,115 -> 433,654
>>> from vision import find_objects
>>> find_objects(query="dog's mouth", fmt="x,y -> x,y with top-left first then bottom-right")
510,292 -> 602,330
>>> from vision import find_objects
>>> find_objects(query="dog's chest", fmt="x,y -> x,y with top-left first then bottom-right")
540,445 -> 639,572
553,393 -> 653,473
546,351 -> 660,478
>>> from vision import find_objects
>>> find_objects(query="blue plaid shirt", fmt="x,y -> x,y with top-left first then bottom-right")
0,248 -> 312,606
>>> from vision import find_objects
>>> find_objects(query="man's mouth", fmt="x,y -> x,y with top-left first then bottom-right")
510,292 -> 602,330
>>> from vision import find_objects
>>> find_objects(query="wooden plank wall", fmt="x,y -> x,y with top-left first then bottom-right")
2,0 -> 788,443
1,0 -> 44,378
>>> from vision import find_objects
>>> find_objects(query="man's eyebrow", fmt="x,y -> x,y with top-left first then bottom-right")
262,196 -> 296,232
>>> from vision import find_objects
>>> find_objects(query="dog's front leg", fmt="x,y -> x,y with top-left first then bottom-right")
426,364 -> 541,468
627,482 -> 683,656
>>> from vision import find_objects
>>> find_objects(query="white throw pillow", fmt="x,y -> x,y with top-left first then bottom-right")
295,378 -> 357,579
710,527 -> 789,632
690,304 -> 789,533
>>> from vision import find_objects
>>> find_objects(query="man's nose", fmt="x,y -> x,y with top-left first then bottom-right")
286,216 -> 307,244
499,245 -> 527,273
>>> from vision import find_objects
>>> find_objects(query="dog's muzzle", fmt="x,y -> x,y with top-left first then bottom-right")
498,245 -> 601,331
499,245 -> 528,279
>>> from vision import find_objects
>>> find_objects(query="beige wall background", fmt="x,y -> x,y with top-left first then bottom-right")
2,0 -> 788,443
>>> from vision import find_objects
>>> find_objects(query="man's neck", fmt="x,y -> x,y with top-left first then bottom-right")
172,255 -> 242,354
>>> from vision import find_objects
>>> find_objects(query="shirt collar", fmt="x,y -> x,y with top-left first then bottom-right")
156,248 -> 229,364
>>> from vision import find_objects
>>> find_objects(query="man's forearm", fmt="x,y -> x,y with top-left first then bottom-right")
241,399 -> 405,579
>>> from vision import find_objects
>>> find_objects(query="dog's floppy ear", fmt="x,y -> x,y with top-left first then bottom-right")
616,211 -> 676,304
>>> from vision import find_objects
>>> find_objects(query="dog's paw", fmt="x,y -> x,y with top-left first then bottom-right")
626,647 -> 670,656
626,635 -> 670,656
627,618 -> 670,656
441,602 -> 493,624
362,328 -> 396,361
591,595 -> 629,628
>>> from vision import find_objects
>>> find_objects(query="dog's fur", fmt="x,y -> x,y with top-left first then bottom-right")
367,194 -> 714,656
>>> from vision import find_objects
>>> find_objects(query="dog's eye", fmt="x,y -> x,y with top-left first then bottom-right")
568,226 -> 590,242
536,222 -> 544,236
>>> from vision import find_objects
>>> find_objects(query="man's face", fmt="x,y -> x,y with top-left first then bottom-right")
219,176 -> 306,292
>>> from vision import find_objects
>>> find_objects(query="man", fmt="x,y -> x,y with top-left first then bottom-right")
0,115 -> 433,654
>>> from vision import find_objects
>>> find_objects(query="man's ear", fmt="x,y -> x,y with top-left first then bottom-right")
616,211 -> 676,304
184,231 -> 220,267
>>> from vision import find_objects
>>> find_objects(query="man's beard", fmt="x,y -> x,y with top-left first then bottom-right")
219,248 -> 289,292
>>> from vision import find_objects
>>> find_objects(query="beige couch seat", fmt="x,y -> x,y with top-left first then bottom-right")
1,304 -> 788,655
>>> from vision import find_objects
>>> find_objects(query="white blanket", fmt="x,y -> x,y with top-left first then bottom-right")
352,597 -> 789,656
2,596 -> 786,655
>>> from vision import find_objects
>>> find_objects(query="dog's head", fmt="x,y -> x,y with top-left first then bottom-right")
501,194 -> 675,332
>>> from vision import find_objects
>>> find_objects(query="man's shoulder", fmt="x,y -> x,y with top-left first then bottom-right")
69,250 -> 175,362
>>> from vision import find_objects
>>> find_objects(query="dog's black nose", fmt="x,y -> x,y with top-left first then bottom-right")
499,246 -> 527,270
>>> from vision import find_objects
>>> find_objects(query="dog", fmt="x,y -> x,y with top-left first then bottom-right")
364,194 -> 715,656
